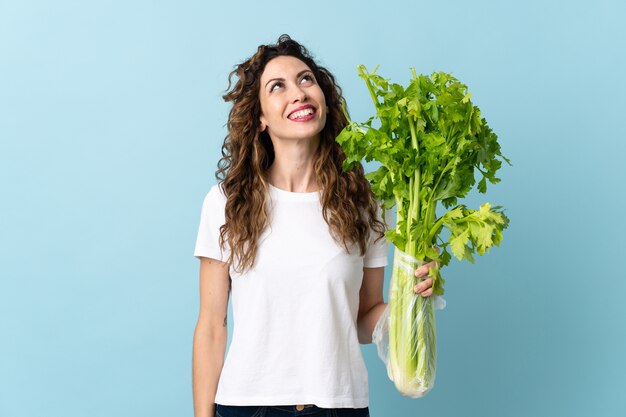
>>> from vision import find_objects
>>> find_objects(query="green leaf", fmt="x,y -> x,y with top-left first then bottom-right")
477,177 -> 487,193
450,230 -> 469,260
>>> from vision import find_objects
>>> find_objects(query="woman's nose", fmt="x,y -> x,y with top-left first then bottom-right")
292,86 -> 307,102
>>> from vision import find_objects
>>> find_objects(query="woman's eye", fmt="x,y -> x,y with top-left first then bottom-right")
300,74 -> 314,84
270,82 -> 283,92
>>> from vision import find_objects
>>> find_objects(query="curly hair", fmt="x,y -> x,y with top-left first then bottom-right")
215,34 -> 386,273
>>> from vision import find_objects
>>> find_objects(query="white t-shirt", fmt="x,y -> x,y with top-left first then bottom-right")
194,182 -> 390,408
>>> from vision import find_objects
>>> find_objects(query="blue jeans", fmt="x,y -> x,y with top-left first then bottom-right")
215,404 -> 370,417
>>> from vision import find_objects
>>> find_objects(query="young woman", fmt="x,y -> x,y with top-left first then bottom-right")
192,35 -> 437,417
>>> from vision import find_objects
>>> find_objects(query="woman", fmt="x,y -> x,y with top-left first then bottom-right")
192,35 -> 437,417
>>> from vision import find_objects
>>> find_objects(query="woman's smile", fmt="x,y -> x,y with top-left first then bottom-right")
287,104 -> 316,121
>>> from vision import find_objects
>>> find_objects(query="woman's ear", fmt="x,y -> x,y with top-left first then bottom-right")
259,114 -> 267,132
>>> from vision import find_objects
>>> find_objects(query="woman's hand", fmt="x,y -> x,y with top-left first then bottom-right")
413,260 -> 438,297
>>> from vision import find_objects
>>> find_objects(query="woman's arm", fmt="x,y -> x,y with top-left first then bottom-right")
192,257 -> 231,417
357,267 -> 386,344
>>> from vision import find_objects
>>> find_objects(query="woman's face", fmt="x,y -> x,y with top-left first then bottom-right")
258,55 -> 327,144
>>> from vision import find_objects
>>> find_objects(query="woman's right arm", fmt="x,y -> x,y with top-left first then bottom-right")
193,257 -> 231,417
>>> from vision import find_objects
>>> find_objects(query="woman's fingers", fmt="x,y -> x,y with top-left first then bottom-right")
411,251 -> 441,297
414,277 -> 433,295
419,288 -> 434,297
414,260 -> 438,297
414,261 -> 438,278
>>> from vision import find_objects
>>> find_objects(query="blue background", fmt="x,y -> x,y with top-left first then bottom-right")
1,1 -> 625,416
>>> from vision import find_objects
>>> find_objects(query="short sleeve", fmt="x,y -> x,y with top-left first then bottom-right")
193,184 -> 231,262
363,203 -> 392,268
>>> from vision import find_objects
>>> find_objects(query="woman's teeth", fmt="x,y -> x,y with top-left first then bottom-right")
289,108 -> 314,119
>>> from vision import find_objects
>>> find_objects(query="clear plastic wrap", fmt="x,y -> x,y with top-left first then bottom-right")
372,247 -> 446,398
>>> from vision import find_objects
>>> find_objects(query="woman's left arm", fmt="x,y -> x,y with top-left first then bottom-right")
356,266 -> 386,344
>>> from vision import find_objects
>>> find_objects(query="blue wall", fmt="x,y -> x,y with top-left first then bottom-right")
1,1 -> 624,416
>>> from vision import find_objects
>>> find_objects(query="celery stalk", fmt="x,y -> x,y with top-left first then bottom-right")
388,247 -> 436,397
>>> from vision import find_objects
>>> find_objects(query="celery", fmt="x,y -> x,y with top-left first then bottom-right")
337,66 -> 511,396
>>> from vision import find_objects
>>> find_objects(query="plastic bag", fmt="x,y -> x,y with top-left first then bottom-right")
372,247 -> 446,398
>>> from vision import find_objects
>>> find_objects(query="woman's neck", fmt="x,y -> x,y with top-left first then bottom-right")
267,138 -> 320,193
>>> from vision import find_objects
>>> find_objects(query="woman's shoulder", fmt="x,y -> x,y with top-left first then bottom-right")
207,181 -> 227,199
201,182 -> 228,210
